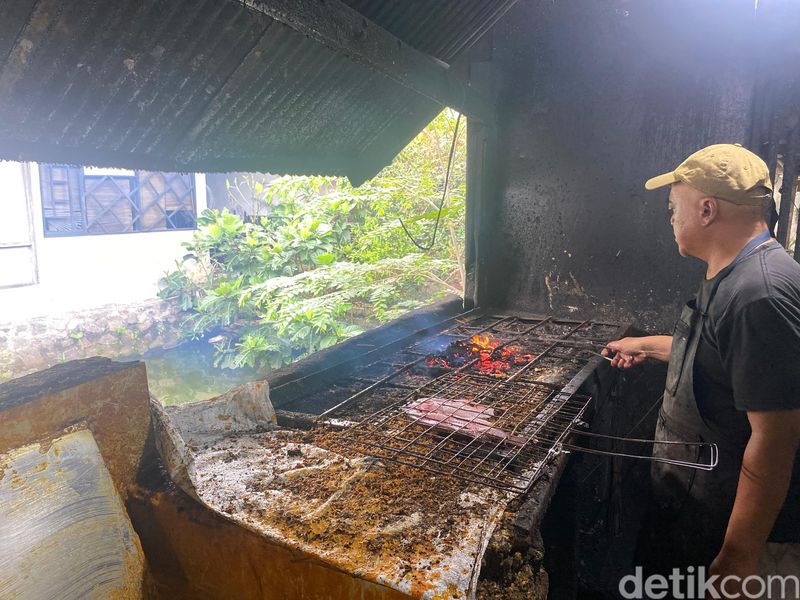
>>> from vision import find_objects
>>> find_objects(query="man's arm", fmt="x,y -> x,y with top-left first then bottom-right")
602,335 -> 673,368
711,409 -> 800,578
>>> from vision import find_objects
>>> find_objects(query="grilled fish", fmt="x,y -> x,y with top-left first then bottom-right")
401,397 -> 527,447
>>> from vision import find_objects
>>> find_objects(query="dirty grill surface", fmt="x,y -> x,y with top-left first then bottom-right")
308,313 -> 624,493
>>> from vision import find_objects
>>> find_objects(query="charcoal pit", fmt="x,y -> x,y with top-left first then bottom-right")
136,301 -> 635,599
239,304 -> 634,598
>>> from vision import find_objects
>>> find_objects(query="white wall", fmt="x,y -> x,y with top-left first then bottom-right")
0,163 -> 207,323
0,162 -> 37,288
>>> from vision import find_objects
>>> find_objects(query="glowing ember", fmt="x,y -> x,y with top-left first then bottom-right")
425,334 -> 533,377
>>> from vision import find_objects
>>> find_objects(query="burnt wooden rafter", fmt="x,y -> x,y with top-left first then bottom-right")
241,0 -> 496,124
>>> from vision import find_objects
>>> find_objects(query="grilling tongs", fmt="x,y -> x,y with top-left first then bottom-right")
553,422 -> 719,472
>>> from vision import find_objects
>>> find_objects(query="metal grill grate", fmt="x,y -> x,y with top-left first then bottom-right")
312,315 -> 623,419
293,312 -> 716,489
335,372 -> 591,492
314,315 -> 628,493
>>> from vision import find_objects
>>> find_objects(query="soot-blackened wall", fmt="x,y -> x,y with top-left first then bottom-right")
481,0 -> 759,331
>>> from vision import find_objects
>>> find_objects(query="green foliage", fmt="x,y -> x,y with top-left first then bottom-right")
159,269 -> 198,311
159,109 -> 465,371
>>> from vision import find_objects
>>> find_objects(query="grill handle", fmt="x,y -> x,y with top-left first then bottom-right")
553,429 -> 719,472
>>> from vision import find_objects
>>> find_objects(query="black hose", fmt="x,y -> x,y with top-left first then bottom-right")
399,112 -> 462,251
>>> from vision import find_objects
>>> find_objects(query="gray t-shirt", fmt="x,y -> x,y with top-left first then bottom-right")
694,240 -> 800,542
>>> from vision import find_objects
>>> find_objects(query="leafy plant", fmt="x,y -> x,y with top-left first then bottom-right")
158,109 -> 466,370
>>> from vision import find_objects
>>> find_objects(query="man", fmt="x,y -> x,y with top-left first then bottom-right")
603,144 -> 800,588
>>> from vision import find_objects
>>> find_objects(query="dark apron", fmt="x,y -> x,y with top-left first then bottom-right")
648,231 -> 773,567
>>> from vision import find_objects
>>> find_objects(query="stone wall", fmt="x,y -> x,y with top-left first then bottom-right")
0,298 -> 183,382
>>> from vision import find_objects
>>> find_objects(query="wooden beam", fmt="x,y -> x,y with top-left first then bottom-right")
241,0 -> 495,123
778,126 -> 799,248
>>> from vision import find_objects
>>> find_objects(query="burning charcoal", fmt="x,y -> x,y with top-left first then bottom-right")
424,334 -> 533,377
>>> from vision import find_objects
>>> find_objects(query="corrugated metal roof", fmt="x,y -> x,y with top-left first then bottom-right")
342,0 -> 516,63
0,0 -> 513,183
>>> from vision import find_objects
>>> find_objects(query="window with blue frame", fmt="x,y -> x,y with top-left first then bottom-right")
39,165 -> 196,236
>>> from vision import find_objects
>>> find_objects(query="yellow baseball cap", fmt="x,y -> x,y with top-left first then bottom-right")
645,143 -> 773,205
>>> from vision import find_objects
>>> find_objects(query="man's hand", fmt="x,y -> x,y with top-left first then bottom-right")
708,548 -> 759,599
602,335 -> 672,368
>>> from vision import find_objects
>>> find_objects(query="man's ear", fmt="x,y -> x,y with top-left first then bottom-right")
700,197 -> 718,226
